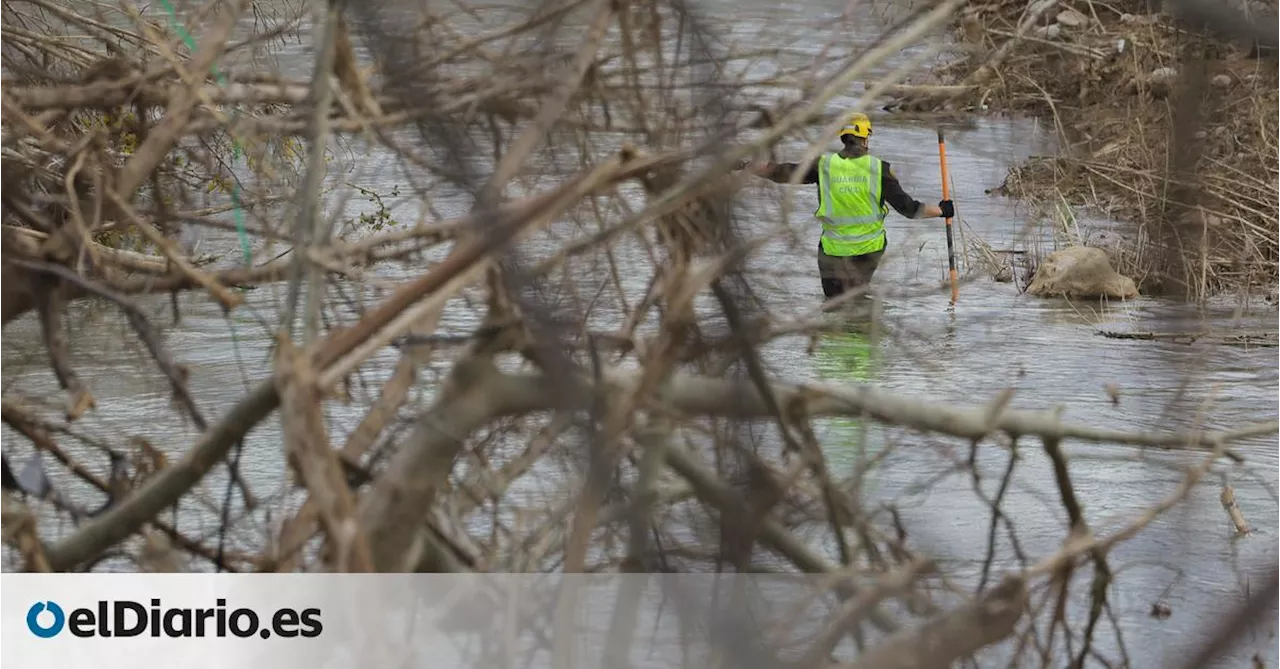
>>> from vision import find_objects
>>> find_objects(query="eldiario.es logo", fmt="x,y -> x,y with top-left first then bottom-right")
27,599 -> 322,639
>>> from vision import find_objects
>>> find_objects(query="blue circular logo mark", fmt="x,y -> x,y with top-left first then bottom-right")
27,601 -> 65,638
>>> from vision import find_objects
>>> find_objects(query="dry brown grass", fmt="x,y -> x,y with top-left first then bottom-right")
920,0 -> 1279,300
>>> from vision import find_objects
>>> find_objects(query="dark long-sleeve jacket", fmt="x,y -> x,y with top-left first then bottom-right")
763,155 -> 925,219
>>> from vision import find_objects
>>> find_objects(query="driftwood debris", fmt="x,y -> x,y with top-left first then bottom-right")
1097,329 -> 1279,347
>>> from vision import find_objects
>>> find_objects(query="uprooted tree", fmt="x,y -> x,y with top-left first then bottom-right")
1,0 -> 1276,667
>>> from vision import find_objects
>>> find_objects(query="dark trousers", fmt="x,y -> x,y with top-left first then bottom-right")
818,239 -> 884,299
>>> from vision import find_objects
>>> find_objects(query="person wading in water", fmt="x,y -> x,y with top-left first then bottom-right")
740,112 -> 955,303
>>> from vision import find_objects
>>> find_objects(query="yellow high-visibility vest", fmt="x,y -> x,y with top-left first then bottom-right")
815,153 -> 889,257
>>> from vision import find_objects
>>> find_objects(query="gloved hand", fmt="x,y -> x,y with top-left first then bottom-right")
938,199 -> 955,219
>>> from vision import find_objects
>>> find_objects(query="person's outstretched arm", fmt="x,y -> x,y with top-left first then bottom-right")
739,160 -> 820,184
882,162 -> 954,219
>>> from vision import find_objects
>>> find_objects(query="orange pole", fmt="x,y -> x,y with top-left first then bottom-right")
937,130 -> 959,305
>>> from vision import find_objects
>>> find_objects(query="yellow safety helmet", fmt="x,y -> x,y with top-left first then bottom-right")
838,112 -> 872,139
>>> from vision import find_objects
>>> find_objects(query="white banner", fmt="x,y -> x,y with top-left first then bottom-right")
3,573 -> 850,669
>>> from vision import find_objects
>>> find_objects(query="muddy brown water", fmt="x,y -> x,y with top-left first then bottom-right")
2,1 -> 1277,667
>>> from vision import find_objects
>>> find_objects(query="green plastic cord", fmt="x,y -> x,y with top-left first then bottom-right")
157,1 -> 258,569
157,0 -> 253,266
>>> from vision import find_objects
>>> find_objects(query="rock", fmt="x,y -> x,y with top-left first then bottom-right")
1026,246 -> 1138,300
1034,23 -> 1063,39
1182,208 -> 1227,228
1055,8 -> 1089,27
1211,73 -> 1233,88
1147,67 -> 1179,95
1149,67 -> 1178,84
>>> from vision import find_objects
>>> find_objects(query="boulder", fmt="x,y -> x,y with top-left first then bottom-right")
1026,246 -> 1138,300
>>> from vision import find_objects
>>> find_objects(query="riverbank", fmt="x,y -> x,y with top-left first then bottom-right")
906,0 -> 1279,301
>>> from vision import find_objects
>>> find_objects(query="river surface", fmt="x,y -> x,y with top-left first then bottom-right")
2,1 -> 1277,667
